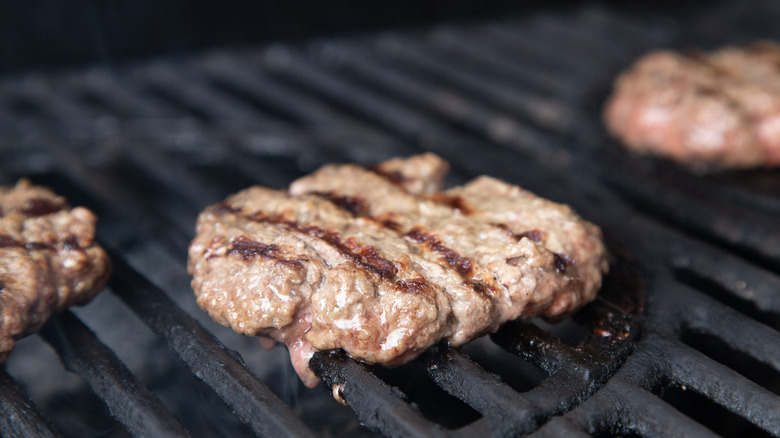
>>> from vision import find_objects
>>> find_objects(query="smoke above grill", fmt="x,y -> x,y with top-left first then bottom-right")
1,1 -> 779,437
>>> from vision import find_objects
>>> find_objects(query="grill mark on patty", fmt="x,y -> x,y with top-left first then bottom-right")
235,209 -> 484,300
553,253 -> 574,274
249,214 -> 399,280
310,192 -> 366,216
396,278 -> 436,298
468,280 -> 497,298
428,194 -> 472,214
20,198 -> 66,217
62,236 -> 83,250
210,202 -> 242,216
0,235 -> 21,248
683,52 -> 756,123
299,226 -> 398,280
0,235 -> 57,251
228,236 -> 304,270
493,223 -> 545,243
369,166 -> 406,187
405,227 -> 473,277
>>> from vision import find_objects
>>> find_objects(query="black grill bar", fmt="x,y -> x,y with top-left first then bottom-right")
534,376 -> 719,438
311,350 -> 446,438
670,239 -> 780,316
600,160 -> 780,268
681,291 -> 780,371
425,348 -> 534,420
0,368 -> 62,438
663,339 -> 780,435
38,310 -> 189,437
106,251 -> 316,438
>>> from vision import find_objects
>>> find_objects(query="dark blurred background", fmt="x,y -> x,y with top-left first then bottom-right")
0,0 -> 553,73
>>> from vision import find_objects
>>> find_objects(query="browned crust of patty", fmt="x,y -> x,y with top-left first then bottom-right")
604,41 -> 780,169
0,180 -> 110,362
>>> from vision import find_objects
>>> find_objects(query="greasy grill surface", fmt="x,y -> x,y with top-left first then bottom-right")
1,1 -> 780,437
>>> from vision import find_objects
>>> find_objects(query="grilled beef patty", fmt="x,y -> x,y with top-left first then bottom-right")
604,41 -> 780,169
0,180 -> 110,362
188,154 -> 608,387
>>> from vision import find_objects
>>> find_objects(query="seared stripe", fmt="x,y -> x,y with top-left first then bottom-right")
298,225 -> 398,280
428,193 -> 472,214
493,223 -> 545,243
248,214 -> 398,280
210,202 -> 242,216
517,229 -> 545,243
0,235 -> 58,251
20,198 -> 66,217
405,227 -> 473,277
228,236 -> 304,270
310,192 -> 366,216
368,166 -> 407,187
397,278 -> 436,299
683,52 -> 755,122
553,253 -> 574,274
468,280 -> 497,299
0,235 -> 21,248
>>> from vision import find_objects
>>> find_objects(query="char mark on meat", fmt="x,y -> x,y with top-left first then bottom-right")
310,192 -> 366,216
405,227 -> 474,276
429,193 -> 472,214
20,198 -> 66,216
396,278 -> 437,298
228,236 -> 304,270
369,167 -> 406,186
0,236 -> 21,248
468,280 -> 497,299
493,223 -> 546,243
210,202 -> 242,216
253,215 -> 399,280
553,253 -> 574,274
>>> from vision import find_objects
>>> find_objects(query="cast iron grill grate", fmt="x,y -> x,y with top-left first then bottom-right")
1,1 -> 779,437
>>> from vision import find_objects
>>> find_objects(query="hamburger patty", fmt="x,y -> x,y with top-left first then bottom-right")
188,154 -> 608,387
0,180 -> 111,362
604,41 -> 780,169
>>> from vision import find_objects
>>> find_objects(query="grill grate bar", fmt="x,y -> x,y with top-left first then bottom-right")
369,36 -> 574,133
490,321 -> 578,374
663,339 -> 780,435
670,240 -> 780,316
3,78 -> 96,120
200,53 -> 357,128
136,63 -> 265,123
425,348 -> 535,429
426,27 -> 581,97
314,42 -> 569,168
38,310 -> 189,437
477,24 -> 609,78
0,368 -> 62,438
310,350 -> 446,438
604,169 -> 780,270
265,49 -> 444,146
107,251 -> 316,438
681,290 -> 780,371
57,71 -> 179,119
535,377 -> 719,438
